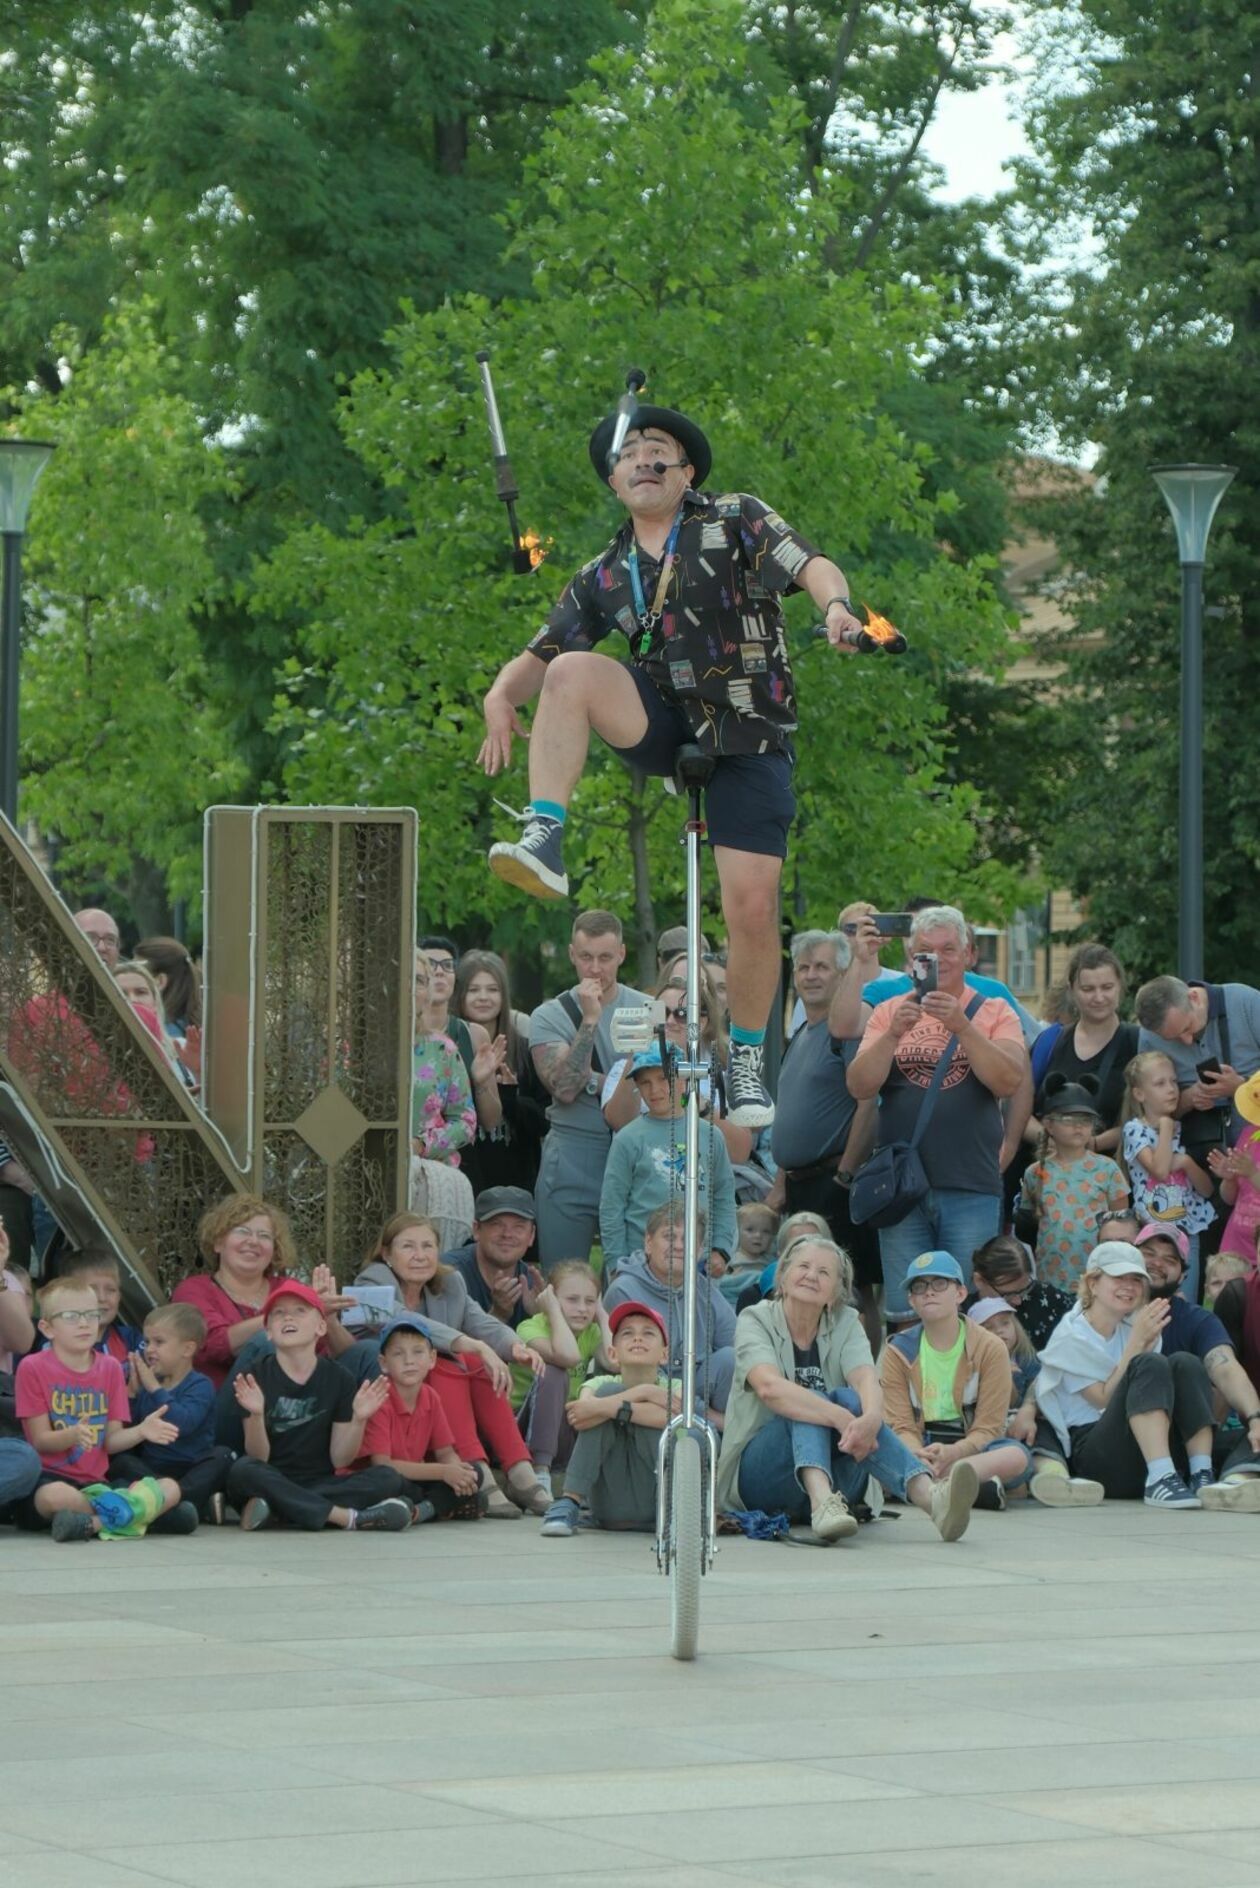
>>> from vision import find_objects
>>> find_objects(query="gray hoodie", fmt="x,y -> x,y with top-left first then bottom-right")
351,1258 -> 518,1362
603,1248 -> 736,1365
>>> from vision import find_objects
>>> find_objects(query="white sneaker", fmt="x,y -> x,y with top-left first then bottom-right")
1030,1470 -> 1105,1508
929,1460 -> 979,1541
1197,1478 -> 1260,1513
809,1492 -> 858,1542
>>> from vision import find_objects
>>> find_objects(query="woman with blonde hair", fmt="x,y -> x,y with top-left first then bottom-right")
1035,1242 -> 1215,1506
718,1236 -> 980,1544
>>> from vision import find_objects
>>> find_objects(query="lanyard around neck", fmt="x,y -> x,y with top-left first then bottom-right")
626,512 -> 683,656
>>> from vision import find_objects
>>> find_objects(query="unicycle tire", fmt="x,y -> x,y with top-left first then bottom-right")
668,1432 -> 703,1661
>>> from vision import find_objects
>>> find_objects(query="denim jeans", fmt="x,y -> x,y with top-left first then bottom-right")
736,1388 -> 929,1522
0,1436 -> 42,1514
877,1188 -> 1003,1320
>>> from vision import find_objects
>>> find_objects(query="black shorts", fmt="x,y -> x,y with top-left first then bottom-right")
609,668 -> 796,859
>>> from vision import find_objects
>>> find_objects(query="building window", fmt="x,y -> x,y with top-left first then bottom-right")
1007,907 -> 1042,996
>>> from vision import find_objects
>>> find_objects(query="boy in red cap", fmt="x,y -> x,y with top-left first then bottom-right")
541,1299 -> 694,1537
225,1282 -> 413,1531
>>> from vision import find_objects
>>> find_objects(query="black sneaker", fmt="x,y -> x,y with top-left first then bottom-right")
160,1500 -> 200,1535
354,1498 -> 414,1532
1143,1472 -> 1200,1509
240,1496 -> 272,1532
1188,1467 -> 1215,1498
50,1510 -> 97,1543
974,1476 -> 1006,1513
727,1040 -> 775,1128
488,811 -> 568,901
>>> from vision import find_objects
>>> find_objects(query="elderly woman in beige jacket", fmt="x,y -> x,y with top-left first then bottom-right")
717,1236 -> 980,1544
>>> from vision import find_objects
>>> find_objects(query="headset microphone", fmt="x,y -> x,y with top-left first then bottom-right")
649,459 -> 688,474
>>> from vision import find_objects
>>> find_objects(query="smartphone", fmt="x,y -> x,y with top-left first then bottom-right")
873,913 -> 914,937
1196,1056 -> 1222,1080
910,952 -> 938,1000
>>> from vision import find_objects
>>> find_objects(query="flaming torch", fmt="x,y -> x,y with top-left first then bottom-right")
812,601 -> 908,655
475,349 -> 536,574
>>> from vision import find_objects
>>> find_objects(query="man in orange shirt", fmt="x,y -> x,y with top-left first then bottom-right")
847,906 -> 1027,1329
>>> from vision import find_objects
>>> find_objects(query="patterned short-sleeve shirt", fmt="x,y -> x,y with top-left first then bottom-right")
525,488 -> 821,755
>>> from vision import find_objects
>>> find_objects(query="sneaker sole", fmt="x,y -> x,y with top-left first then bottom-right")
936,1460 -> 980,1541
1143,1493 -> 1201,1509
727,1099 -> 776,1129
540,1521 -> 576,1537
1030,1473 -> 1105,1509
240,1500 -> 271,1532
1197,1480 -> 1260,1513
488,846 -> 568,901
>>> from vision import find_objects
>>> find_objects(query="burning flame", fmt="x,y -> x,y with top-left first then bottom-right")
522,528 -> 550,569
860,604 -> 901,646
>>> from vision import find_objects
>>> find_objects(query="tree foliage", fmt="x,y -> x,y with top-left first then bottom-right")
1009,0 -> 1259,980
11,302 -> 247,903
258,0 -> 1023,977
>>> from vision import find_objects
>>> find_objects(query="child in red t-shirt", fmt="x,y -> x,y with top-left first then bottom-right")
365,1314 -> 482,1520
15,1278 -> 195,1542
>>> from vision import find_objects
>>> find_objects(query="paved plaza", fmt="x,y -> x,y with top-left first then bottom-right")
5,1501 -> 1260,1888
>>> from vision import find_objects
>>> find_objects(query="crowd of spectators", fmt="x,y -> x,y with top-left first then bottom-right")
4,895 -> 1260,1544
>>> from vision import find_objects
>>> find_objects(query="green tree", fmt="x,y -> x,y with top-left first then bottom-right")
1008,0 -> 1259,980
10,303 -> 247,911
259,0 -> 1023,980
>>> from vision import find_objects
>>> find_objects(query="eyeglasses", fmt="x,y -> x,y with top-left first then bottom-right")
425,958 -> 455,974
49,1308 -> 100,1325
664,1005 -> 707,1023
907,1277 -> 956,1297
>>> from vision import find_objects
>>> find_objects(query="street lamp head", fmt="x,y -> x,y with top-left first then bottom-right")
1151,463 -> 1236,566
0,439 -> 56,536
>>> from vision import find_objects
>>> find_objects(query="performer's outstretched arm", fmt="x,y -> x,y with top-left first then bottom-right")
800,556 -> 864,651
479,652 -> 547,776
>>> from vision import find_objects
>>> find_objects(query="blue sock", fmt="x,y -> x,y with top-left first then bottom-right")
1145,1456 -> 1174,1484
531,800 -> 567,825
730,1024 -> 765,1048
1188,1453 -> 1213,1477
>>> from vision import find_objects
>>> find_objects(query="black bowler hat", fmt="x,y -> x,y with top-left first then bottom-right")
588,402 -> 712,486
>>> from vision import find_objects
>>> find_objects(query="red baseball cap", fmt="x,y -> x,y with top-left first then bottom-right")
608,1300 -> 668,1342
262,1280 -> 325,1320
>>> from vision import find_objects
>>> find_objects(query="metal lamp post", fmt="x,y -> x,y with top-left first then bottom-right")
0,438 -> 56,825
1150,462 -> 1236,982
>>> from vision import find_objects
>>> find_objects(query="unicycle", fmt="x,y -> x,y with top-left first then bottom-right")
654,743 -> 720,1661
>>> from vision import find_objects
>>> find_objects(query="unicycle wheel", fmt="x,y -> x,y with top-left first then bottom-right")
667,1431 -> 704,1661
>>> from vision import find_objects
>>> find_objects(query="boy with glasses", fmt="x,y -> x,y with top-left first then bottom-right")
14,1278 -> 196,1540
882,1251 -> 1033,1509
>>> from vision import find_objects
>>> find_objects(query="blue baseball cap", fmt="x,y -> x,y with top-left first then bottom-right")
630,1043 -> 666,1076
906,1250 -> 965,1289
379,1313 -> 438,1349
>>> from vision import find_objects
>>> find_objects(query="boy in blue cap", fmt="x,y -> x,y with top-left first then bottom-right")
881,1251 -> 1034,1509
599,1043 -> 736,1269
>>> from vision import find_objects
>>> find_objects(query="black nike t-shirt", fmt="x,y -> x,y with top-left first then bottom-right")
255,1353 -> 355,1484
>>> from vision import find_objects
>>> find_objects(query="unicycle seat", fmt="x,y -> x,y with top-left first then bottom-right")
672,744 -> 715,796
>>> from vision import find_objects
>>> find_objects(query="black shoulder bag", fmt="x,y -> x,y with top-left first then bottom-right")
850,995 -> 984,1230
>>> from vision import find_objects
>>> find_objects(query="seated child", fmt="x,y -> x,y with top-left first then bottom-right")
718,1203 -> 780,1304
509,1264 -> 609,1491
881,1251 -> 1033,1510
966,1296 -> 1104,1508
53,1253 -> 144,1367
364,1313 -> 481,1520
15,1276 -> 197,1541
114,1304 -> 233,1521
225,1281 -> 413,1532
1205,1252 -> 1249,1311
539,1300 -> 690,1538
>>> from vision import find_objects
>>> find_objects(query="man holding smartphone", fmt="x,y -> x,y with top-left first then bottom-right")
846,905 -> 1028,1328
1134,975 -> 1260,1137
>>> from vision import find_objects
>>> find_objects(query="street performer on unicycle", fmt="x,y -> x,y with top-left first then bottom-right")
478,388 -> 870,1131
